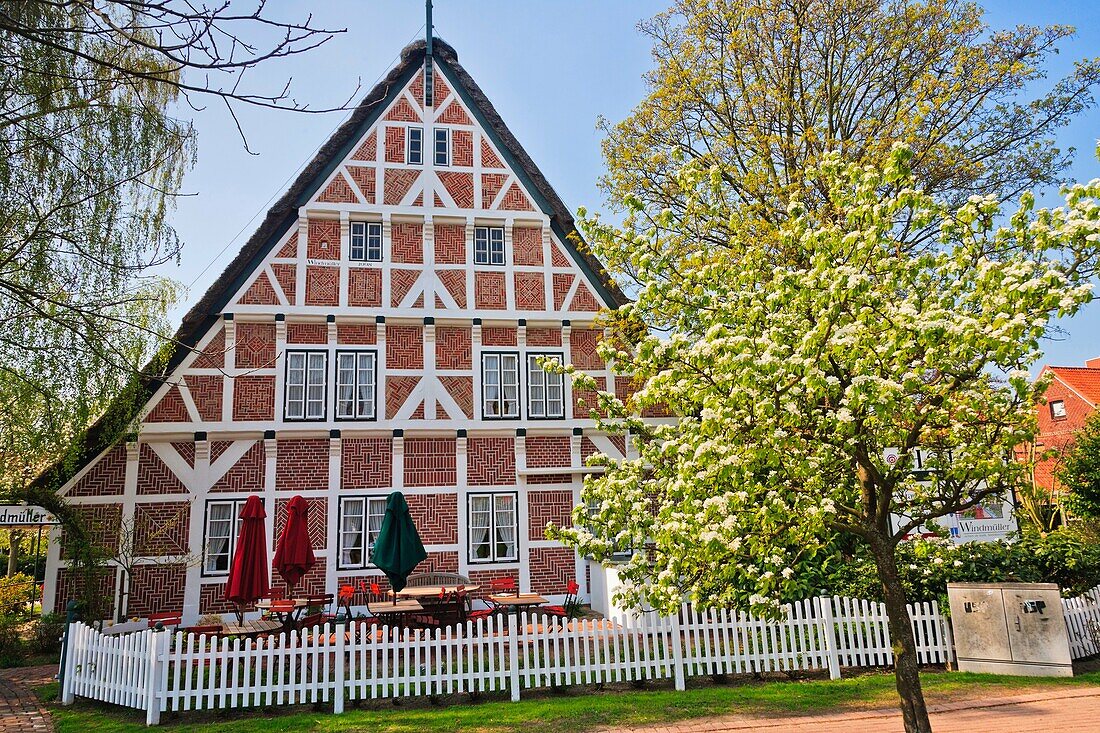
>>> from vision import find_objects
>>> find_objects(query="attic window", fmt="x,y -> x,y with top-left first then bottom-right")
350,221 -> 382,262
474,226 -> 504,265
1050,400 -> 1067,420
407,127 -> 423,165
434,128 -> 450,167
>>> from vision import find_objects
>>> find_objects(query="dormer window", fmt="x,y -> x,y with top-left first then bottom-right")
474,226 -> 505,265
1050,400 -> 1067,420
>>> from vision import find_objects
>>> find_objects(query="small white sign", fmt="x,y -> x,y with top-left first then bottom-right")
0,505 -> 60,527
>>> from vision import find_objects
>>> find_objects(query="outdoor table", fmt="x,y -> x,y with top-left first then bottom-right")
489,593 -> 547,614
392,584 -> 481,599
255,598 -> 309,628
221,618 -> 282,637
367,599 -> 424,626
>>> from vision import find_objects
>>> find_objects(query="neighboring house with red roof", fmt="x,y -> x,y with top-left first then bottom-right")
1030,357 -> 1100,502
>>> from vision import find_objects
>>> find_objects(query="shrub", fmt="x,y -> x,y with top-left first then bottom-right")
27,613 -> 65,654
0,573 -> 36,616
0,616 -> 23,667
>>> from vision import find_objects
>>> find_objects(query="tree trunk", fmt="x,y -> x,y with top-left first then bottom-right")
6,530 -> 19,576
869,535 -> 933,733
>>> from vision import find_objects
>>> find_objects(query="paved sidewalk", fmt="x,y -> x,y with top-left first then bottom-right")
0,666 -> 55,733
603,686 -> 1100,733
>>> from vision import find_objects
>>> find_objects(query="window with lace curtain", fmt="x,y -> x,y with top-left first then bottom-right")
202,498 -> 249,576
338,496 -> 387,569
468,492 -> 517,563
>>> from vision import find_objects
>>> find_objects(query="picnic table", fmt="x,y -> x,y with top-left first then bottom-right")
221,618 -> 281,637
489,593 -> 547,614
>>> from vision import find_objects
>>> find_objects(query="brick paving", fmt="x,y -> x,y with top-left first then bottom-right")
0,666 -> 55,733
602,686 -> 1100,733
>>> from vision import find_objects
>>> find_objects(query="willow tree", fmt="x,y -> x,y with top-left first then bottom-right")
0,2 -> 346,503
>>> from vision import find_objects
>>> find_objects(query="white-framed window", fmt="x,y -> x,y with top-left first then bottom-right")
482,352 -> 519,419
468,492 -> 518,563
203,498 -> 249,575
339,497 -> 388,569
407,126 -> 423,165
285,350 -> 327,421
434,127 -> 450,166
474,226 -> 505,265
336,351 -> 377,420
527,353 -> 565,419
350,221 -> 382,262
1051,400 -> 1067,419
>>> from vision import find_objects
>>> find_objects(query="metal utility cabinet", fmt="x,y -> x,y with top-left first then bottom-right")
947,582 -> 1073,677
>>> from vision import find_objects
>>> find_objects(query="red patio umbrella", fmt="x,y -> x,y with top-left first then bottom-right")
223,495 -> 270,624
272,495 -> 316,591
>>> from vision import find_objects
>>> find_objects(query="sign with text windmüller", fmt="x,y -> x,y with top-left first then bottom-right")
0,505 -> 60,528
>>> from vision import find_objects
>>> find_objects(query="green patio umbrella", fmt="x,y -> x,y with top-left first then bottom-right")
369,491 -> 427,594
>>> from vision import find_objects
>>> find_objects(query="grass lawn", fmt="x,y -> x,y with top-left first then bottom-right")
38,670 -> 1100,733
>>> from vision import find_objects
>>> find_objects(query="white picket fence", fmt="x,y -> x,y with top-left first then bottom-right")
61,595 -> 954,725
1062,584 -> 1100,659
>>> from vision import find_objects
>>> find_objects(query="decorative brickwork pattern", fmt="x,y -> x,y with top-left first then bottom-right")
211,441 -> 264,492
348,268 -> 383,307
404,439 -> 457,488
275,439 -> 328,492
55,567 -> 116,615
199,583 -> 255,615
435,326 -> 471,369
475,272 -> 506,309
136,443 -> 186,495
305,266 -> 339,306
552,273 -> 574,309
239,271 -> 280,305
146,385 -> 189,423
133,503 -> 189,556
499,181 -> 534,211
526,436 -> 571,469
410,401 -> 426,419
405,493 -> 458,542
318,172 -> 360,204
234,322 -> 276,368
384,168 -> 419,205
287,322 -> 328,345
192,329 -> 226,369
272,263 -> 296,305
439,171 -> 474,209
384,126 -> 405,163
528,491 -> 573,540
347,165 -> 376,204
337,323 -> 376,345
452,129 -> 473,166
481,173 -> 507,207
171,442 -> 195,468
341,437 -> 392,488
68,445 -> 126,497
412,191 -> 424,207
468,437 -> 515,486
481,139 -> 504,169
127,564 -> 187,617
569,284 -> 600,312
433,73 -> 451,107
481,326 -> 517,346
437,100 -> 471,125
570,329 -> 604,370
434,223 -> 465,264
232,375 -> 275,420
307,220 -> 341,260
440,376 -> 473,418
65,504 -> 122,557
551,241 -> 572,268
385,376 -> 421,419
409,72 -> 424,107
275,497 -> 327,549
351,130 -> 376,161
527,328 -> 561,347
387,325 -> 423,369
276,232 -> 299,258
515,272 -> 545,310
513,227 -> 543,266
185,375 -> 223,422
434,192 -> 445,208
272,558 -> 327,600
390,269 -> 421,307
438,270 -> 466,308
581,435 -> 627,461
529,547 -> 575,595
391,222 -> 424,264
385,97 -> 421,122
420,551 -> 459,574
210,440 -> 232,464
573,376 -> 607,419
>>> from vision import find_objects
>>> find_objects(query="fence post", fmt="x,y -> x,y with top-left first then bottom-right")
59,600 -> 79,705
508,612 -> 521,702
671,607 -> 686,691
939,601 -> 956,670
145,624 -> 169,726
334,622 -> 346,714
817,596 -> 841,680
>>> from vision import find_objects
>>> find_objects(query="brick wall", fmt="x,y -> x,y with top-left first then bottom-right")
136,443 -> 186,495
525,436 -> 571,468
211,441 -> 264,492
439,172 -> 474,209
349,268 -> 383,307
552,273 -> 574,309
146,386 -> 189,423
481,139 -> 504,169
388,325 -> 424,369
390,269 -> 420,307
481,326 -> 516,346
235,323 -> 276,369
184,374 -> 223,422
570,329 -> 604,370
474,272 -> 506,309
436,326 -> 471,369
307,219 -> 341,260
239,272 -> 280,305
440,376 -> 473,418
572,376 -> 607,419
527,328 -> 561,347
513,227 -> 542,266
481,173 -> 506,207
452,129 -> 473,166
404,438 -> 457,487
54,567 -> 116,615
276,439 -> 329,491
275,497 -> 327,548
68,445 -> 126,497
385,376 -> 420,419
192,329 -> 226,369
337,323 -> 376,345
406,494 -> 458,543
272,558 -> 327,600
127,564 -> 187,617
133,503 -> 190,556
341,437 -> 392,488
305,266 -> 339,306
392,222 -> 424,264
272,263 -> 296,305
569,284 -> 600,312
515,272 -> 545,310
232,375 -> 274,421
468,437 -> 515,486
64,504 -> 122,558
347,165 -> 376,204
529,547 -> 574,595
199,582 -> 256,616
438,270 -> 466,308
434,223 -> 465,264
384,126 -> 405,163
287,322 -> 328,344
528,490 -> 573,540
384,169 -> 419,205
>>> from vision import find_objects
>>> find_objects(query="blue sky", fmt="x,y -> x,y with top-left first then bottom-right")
164,0 -> 1100,372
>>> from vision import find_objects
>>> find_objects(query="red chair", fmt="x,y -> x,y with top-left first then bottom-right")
489,576 -> 517,595
147,612 -> 182,628
542,580 -> 580,618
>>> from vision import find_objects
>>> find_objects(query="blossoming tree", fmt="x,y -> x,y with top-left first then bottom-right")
552,148 -> 1100,733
